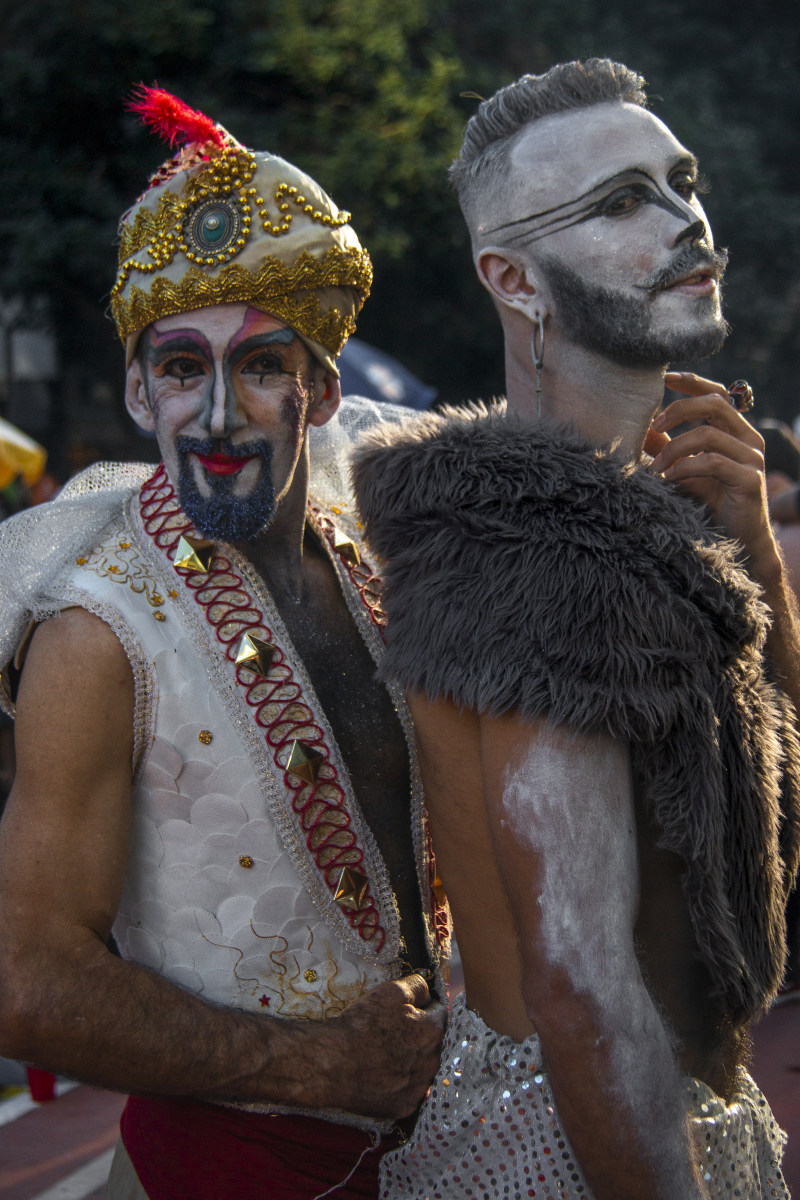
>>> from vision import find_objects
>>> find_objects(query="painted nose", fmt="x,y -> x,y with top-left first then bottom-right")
675,218 -> 707,249
207,375 -> 240,438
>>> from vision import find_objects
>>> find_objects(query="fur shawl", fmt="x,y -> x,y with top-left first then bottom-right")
352,403 -> 800,1021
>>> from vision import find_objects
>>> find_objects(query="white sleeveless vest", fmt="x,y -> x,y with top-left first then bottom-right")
31,464 -> 446,1028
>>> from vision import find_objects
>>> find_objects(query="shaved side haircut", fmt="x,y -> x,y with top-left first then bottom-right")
451,58 -> 648,249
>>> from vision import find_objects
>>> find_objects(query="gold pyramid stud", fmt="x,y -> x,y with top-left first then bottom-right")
286,740 -> 325,786
334,866 -> 369,912
174,535 -> 216,574
332,527 -> 361,566
235,633 -> 276,676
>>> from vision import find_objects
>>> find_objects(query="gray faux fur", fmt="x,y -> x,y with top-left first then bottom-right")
352,403 -> 800,1021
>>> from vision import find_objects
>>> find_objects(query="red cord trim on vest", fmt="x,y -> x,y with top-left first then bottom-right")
139,464 -> 386,949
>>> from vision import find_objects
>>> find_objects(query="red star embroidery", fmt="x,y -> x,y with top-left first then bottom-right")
259,995 -> 270,1007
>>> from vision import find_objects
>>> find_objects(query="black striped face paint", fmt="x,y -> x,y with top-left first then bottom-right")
484,160 -> 704,248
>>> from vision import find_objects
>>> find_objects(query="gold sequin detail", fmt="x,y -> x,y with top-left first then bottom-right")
117,152 -> 351,265
198,730 -> 213,745
239,855 -> 254,869
334,866 -> 369,912
153,611 -> 166,622
76,557 -> 87,565
174,534 -> 215,574
303,969 -> 318,983
112,247 -> 371,355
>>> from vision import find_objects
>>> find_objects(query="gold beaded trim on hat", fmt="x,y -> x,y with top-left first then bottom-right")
114,147 -> 354,285
111,246 -> 373,355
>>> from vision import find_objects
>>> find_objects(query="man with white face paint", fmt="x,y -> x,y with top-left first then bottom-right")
0,90 -> 447,1200
353,59 -> 800,1199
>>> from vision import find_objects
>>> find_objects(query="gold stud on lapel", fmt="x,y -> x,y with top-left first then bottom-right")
332,527 -> 360,566
235,633 -> 277,676
174,535 -> 216,574
334,866 -> 368,912
286,740 -> 324,785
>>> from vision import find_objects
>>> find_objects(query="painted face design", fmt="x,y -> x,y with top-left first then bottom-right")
486,164 -> 706,247
537,248 -> 730,368
491,104 -> 731,365
136,305 -> 318,541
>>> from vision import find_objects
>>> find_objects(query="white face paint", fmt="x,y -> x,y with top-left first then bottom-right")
499,728 -> 690,1147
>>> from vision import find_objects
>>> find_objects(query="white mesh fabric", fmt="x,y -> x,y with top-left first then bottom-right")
309,394 -> 413,514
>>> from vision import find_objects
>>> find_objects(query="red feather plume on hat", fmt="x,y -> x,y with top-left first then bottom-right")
128,85 -> 225,150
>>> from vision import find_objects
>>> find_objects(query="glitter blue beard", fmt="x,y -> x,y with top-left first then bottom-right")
174,435 -> 277,542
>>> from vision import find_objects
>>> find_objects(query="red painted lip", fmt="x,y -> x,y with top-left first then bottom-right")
195,453 -> 254,476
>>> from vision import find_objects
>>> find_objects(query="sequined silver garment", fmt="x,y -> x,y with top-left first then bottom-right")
380,994 -> 789,1199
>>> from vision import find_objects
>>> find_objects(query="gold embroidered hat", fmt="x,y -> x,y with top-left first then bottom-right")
111,87 -> 373,375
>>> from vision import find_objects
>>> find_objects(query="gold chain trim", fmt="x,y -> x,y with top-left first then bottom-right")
111,246 -> 373,353
118,192 -> 188,264
118,175 -> 352,266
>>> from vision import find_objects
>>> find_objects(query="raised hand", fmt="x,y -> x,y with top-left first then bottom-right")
647,371 -> 778,578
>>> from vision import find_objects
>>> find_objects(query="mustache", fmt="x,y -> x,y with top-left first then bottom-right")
175,435 -> 271,462
642,245 -> 730,294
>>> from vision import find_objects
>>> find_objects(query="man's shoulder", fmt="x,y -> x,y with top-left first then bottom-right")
27,605 -> 132,669
2,460 -> 151,552
352,406 -> 764,736
0,461 -> 153,696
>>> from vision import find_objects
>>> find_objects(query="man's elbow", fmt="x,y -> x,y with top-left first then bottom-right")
0,954 -> 46,1059
520,958 -> 636,1046
0,924 -> 76,1060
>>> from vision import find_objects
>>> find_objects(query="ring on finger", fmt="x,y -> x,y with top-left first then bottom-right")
726,380 -> 754,413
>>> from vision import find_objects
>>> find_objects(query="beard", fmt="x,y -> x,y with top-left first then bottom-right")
174,435 -> 277,542
537,249 -> 730,368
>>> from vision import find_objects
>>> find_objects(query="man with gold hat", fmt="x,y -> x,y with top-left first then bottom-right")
0,89 -> 446,1199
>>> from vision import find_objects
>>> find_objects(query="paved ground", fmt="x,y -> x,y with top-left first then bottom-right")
0,998 -> 797,1198
0,1083 -> 125,1199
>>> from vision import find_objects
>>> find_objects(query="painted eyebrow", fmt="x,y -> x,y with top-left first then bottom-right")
229,329 -> 298,365
144,331 -> 212,361
485,154 -> 700,245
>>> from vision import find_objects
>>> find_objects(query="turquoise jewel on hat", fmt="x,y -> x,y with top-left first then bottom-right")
185,198 -> 242,255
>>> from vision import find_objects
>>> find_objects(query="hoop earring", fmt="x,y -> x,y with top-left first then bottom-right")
531,313 -> 545,418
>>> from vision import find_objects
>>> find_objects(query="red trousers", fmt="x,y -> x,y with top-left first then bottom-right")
121,1095 -> 406,1200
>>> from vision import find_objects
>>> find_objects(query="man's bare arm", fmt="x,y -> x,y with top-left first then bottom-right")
650,372 -> 800,711
0,608 -> 444,1115
480,712 -> 708,1200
